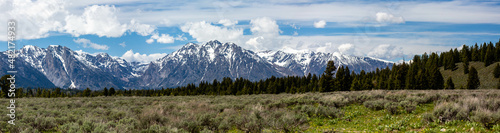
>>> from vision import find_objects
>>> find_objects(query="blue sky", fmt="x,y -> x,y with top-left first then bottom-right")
1,0 -> 500,62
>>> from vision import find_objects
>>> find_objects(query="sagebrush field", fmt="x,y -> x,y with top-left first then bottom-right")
1,89 -> 500,132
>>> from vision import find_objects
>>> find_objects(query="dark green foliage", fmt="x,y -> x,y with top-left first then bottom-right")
103,87 -> 109,97
0,75 -> 12,98
445,77 -> 455,89
323,60 -> 336,92
463,60 -> 469,74
494,63 -> 500,78
485,48 -> 494,67
83,88 -> 91,97
445,50 -> 457,70
498,78 -> 500,89
467,67 -> 480,89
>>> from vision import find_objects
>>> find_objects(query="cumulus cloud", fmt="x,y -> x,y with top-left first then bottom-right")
128,19 -> 156,36
73,38 -> 109,50
250,17 -> 281,37
218,19 -> 238,27
245,17 -> 282,50
338,43 -> 355,55
313,20 -> 327,28
375,12 -> 405,24
0,0 -> 67,41
367,44 -> 403,59
64,5 -> 127,37
146,33 -> 185,44
180,21 -> 243,43
120,50 -> 166,63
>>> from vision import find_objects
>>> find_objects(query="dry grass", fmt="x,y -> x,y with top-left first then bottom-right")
0,89 -> 499,132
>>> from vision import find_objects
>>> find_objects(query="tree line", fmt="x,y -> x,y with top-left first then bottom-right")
1,39 -> 500,98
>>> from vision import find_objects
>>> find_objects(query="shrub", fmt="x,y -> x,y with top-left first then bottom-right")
80,120 -> 95,133
59,123 -> 80,133
384,94 -> 407,102
384,102 -> 400,115
245,114 -> 264,133
432,102 -> 468,123
399,100 -> 416,113
33,117 -> 57,131
196,112 -> 219,131
180,119 -> 202,132
93,123 -> 108,133
363,99 -> 389,110
20,127 -> 39,133
471,109 -> 500,129
421,113 -> 435,123
268,111 -> 308,132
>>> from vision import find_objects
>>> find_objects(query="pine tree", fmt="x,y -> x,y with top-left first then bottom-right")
430,66 -> 444,89
446,52 -> 457,70
463,58 -> 469,74
472,43 -> 479,61
0,75 -> 12,98
103,87 -> 109,96
445,77 -> 455,89
109,87 -> 116,96
83,88 -> 91,97
467,67 -> 480,89
461,45 -> 471,63
494,63 -> 500,78
485,48 -> 494,67
323,61 -> 336,91
497,78 -> 500,89
335,66 -> 346,91
350,77 -> 361,91
54,88 -> 61,97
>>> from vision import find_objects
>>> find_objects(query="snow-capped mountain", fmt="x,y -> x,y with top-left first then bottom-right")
257,50 -> 393,76
138,40 -> 286,88
2,40 -> 393,90
16,45 -> 140,89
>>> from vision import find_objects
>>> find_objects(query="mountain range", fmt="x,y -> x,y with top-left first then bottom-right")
0,40 -> 393,90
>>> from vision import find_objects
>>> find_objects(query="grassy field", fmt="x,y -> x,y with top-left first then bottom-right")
1,89 -> 500,132
440,62 -> 500,89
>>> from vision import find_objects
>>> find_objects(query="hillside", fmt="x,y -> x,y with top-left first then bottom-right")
440,62 -> 500,89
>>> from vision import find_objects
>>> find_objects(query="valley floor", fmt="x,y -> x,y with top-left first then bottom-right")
1,89 -> 500,132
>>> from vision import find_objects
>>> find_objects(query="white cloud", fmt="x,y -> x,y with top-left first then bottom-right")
64,5 -> 127,37
119,42 -> 126,47
375,12 -> 405,24
338,43 -> 355,55
120,49 -> 166,63
73,38 -> 109,50
367,44 -> 403,60
0,0 -> 67,41
218,19 -> 238,27
128,19 -> 156,36
314,20 -> 326,28
146,33 -> 182,44
245,36 -> 264,47
244,17 -> 283,50
180,21 -> 243,43
156,34 -> 175,43
250,17 -> 281,37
